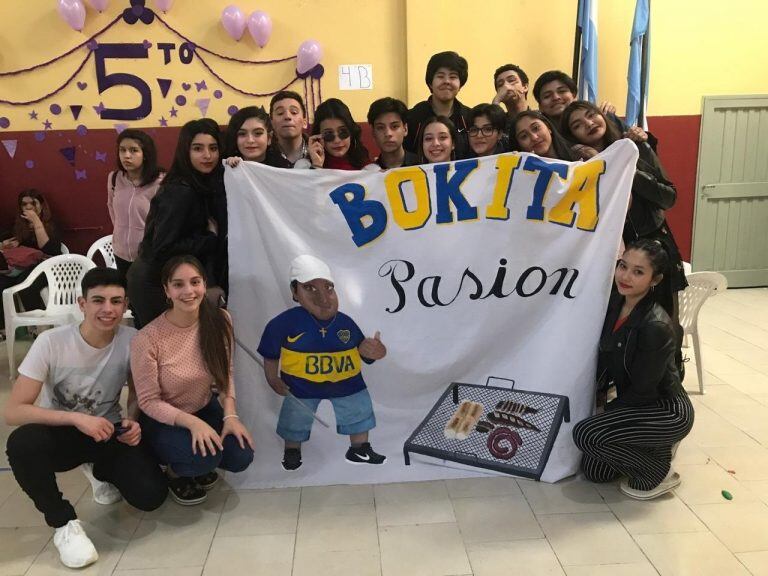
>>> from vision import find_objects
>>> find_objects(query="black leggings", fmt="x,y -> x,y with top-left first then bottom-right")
6,424 -> 167,527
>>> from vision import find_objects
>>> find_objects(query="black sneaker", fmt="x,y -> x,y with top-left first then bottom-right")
168,477 -> 207,506
194,471 -> 219,491
282,448 -> 302,471
345,443 -> 386,465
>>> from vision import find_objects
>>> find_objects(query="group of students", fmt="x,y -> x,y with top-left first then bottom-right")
1,49 -> 693,570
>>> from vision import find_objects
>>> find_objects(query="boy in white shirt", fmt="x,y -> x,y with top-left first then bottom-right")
4,267 -> 166,569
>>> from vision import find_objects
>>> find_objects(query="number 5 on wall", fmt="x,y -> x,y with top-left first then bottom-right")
94,43 -> 152,121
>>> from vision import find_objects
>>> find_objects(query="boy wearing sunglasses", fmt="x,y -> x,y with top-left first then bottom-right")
367,97 -> 419,170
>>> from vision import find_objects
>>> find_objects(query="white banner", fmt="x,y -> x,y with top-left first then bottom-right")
226,140 -> 637,488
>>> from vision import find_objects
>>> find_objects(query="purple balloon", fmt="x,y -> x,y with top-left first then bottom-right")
297,40 -> 323,75
86,0 -> 109,11
154,0 -> 173,12
221,5 -> 246,41
57,0 -> 87,32
247,11 -> 272,48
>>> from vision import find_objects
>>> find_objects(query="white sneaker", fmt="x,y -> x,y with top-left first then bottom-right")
81,463 -> 122,505
620,470 -> 681,501
53,519 -> 98,568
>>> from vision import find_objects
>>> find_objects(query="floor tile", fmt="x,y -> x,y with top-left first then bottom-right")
300,483 -> 374,508
215,488 -> 299,536
293,548 -> 381,576
445,475 -> 523,499
538,512 -> 644,566
379,523 -> 471,576
452,495 -> 542,543
202,534 -> 294,576
636,532 -> 750,576
518,477 -> 609,515
466,539 -> 565,576
117,514 -> 220,570
25,528 -> 129,576
295,503 -> 379,553
563,564 -> 659,576
375,480 -> 455,526
691,501 -> 768,553
673,463 -> 758,505
736,551 -> 768,576
376,493 -> 456,526
113,570 -> 203,576
0,527 -> 52,576
602,488 -> 707,534
705,445 -> 768,481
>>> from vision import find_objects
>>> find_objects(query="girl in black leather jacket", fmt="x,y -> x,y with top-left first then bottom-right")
560,101 -> 687,322
573,240 -> 694,500
127,119 -> 226,328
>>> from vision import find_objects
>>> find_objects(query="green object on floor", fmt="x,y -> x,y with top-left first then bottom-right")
722,490 -> 733,500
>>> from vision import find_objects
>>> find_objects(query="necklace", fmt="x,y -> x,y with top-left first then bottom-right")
311,313 -> 337,338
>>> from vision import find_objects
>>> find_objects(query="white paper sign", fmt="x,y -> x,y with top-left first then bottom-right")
338,64 -> 373,90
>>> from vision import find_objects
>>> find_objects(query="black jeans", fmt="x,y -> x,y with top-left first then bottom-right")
6,424 -> 168,528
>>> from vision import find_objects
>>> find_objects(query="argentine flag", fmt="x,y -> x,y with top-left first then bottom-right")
577,0 -> 598,103
626,0 -> 650,128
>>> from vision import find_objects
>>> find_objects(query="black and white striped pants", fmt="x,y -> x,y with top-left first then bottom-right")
572,393 -> 695,490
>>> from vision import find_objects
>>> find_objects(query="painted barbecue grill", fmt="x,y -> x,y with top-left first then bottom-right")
403,379 -> 570,480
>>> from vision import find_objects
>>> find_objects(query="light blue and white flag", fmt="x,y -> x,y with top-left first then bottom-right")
577,0 -> 599,103
626,0 -> 650,128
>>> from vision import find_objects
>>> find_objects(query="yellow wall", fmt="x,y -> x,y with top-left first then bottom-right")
1,0 -> 767,131
405,0 -> 768,116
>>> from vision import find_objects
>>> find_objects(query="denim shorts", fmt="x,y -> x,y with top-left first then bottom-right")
276,388 -> 376,442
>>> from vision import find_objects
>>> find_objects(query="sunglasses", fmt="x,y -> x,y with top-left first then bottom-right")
321,128 -> 351,142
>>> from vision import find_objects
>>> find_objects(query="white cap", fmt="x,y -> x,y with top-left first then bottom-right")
289,255 -> 334,284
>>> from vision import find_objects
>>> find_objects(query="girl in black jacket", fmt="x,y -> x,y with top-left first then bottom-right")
560,101 -> 687,320
128,119 -> 226,328
573,240 -> 694,500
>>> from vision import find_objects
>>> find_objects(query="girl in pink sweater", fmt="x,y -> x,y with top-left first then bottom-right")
107,130 -> 164,277
131,255 -> 253,505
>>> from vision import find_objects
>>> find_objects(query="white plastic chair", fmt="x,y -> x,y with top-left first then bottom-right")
678,271 -> 728,394
86,235 -> 116,268
60,243 -> 70,254
3,254 -> 95,378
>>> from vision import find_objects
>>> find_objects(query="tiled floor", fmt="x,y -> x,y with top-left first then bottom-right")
1,288 -> 768,575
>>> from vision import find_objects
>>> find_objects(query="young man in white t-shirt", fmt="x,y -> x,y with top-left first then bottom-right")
4,267 -> 167,569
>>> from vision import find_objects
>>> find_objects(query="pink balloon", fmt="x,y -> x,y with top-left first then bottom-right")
297,40 -> 323,74
221,5 -> 246,41
247,11 -> 272,48
86,0 -> 108,11
154,0 -> 174,11
57,0 -> 86,31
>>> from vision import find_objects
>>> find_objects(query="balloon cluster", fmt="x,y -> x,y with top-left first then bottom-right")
220,5 -> 272,47
219,6 -> 322,75
57,0 -> 174,30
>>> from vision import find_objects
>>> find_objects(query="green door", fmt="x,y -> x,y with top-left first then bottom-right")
691,95 -> 768,287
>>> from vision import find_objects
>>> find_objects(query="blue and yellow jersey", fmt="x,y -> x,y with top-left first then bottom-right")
257,307 -> 370,399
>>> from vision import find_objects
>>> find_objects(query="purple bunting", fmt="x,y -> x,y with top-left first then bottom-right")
2,139 -> 18,158
95,151 -> 108,162
70,105 -> 83,120
157,78 -> 172,98
59,147 -> 76,166
195,98 -> 210,117
75,169 -> 88,180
